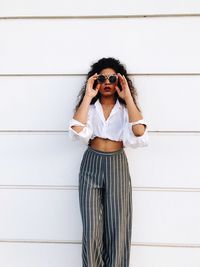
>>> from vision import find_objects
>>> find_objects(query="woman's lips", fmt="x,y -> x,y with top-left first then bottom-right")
104,87 -> 111,91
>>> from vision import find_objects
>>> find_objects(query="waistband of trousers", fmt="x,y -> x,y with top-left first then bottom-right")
87,145 -> 125,156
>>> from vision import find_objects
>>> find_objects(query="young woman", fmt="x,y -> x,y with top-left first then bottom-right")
68,57 -> 149,267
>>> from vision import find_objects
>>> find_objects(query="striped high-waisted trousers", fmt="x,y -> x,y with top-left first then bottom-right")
78,145 -> 132,267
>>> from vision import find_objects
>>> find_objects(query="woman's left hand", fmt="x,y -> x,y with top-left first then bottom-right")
115,73 -> 132,101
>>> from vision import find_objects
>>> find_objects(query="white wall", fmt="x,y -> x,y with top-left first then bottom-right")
0,1 -> 200,266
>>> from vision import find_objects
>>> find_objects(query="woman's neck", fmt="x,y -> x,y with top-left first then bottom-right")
100,96 -> 116,105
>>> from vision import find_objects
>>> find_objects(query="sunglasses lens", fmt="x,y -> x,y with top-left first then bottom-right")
97,75 -> 105,83
97,74 -> 117,84
109,75 -> 117,84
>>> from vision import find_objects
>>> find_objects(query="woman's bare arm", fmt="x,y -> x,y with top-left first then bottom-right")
71,73 -> 100,133
125,96 -> 146,136
72,95 -> 92,133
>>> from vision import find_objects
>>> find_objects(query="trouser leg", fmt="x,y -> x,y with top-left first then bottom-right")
102,152 -> 132,267
78,149 -> 105,267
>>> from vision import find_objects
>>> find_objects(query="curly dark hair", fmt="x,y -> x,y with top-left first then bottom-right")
74,57 -> 142,113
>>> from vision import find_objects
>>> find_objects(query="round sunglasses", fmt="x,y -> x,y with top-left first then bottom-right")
96,74 -> 118,84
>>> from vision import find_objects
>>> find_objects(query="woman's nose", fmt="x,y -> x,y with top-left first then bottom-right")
105,78 -> 110,84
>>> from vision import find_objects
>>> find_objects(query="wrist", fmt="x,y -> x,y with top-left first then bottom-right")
84,95 -> 93,103
124,95 -> 133,104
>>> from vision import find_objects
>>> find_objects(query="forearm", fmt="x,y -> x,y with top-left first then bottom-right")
72,95 -> 92,133
125,96 -> 146,136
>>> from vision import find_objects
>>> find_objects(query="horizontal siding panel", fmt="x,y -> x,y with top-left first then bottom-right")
131,246 -> 200,267
134,75 -> 200,131
0,134 -> 200,188
127,133 -> 200,189
0,18 -> 200,74
0,76 -> 80,130
0,243 -> 200,267
133,191 -> 200,244
0,190 -> 200,244
0,75 -> 200,131
0,134 -> 86,186
0,189 -> 82,241
1,0 -> 200,16
0,243 -> 82,267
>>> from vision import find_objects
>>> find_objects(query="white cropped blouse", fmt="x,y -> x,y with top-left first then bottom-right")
68,98 -> 149,149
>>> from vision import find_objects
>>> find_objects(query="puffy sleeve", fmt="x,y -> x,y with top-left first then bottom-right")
68,105 -> 93,145
122,108 -> 149,149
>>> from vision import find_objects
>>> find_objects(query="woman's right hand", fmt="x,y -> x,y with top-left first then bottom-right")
85,73 -> 100,99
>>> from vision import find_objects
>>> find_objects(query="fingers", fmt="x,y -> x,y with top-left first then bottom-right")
89,73 -> 98,80
94,83 -> 100,92
96,83 -> 101,89
87,73 -> 98,89
87,73 -> 99,88
117,73 -> 123,80
117,73 -> 127,84
115,85 -> 121,94
117,73 -> 125,78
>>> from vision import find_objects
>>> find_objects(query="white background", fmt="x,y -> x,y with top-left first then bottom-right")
0,1 -> 200,266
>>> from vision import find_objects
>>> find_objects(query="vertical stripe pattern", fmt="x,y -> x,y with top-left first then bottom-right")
78,146 -> 132,267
